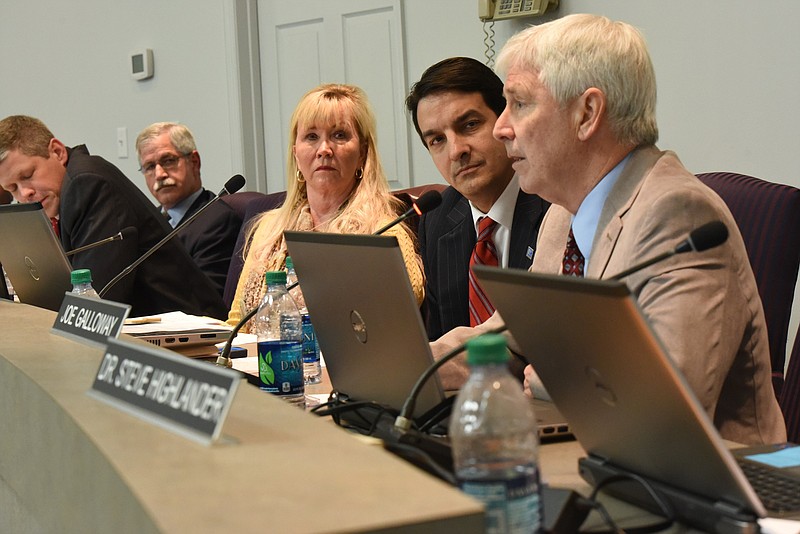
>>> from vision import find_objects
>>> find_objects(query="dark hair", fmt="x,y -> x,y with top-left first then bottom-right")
405,57 -> 506,147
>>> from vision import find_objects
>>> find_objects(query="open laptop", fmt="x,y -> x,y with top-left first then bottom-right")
0,203 -> 72,311
284,231 -> 571,439
474,265 -> 800,532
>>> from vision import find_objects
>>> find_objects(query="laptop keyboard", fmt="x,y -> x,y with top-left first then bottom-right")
737,458 -> 800,513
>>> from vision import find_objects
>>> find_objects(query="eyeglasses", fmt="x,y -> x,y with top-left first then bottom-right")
140,153 -> 191,177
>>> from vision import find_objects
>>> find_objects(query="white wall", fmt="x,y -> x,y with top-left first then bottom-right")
1,0 -> 798,355
0,1 -> 238,197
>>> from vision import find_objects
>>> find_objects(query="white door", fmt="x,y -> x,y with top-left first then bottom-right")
257,0 -> 410,193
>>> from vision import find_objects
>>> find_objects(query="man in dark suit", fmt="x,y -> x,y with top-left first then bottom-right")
406,57 -> 549,340
136,122 -> 241,297
0,115 -> 227,319
0,187 -> 11,300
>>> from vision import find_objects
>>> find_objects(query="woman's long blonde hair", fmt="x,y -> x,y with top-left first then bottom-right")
244,83 -> 408,266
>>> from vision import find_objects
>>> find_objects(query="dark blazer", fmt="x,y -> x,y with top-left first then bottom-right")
418,185 -> 548,340
175,188 -> 242,298
60,145 -> 227,319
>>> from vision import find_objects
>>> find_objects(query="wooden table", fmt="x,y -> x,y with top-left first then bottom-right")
0,300 -> 484,533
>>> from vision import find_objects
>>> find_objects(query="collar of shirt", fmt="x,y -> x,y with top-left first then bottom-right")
571,153 -> 632,272
165,188 -> 204,229
468,174 -> 520,268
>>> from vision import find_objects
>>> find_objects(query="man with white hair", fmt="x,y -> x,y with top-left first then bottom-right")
433,14 -> 785,445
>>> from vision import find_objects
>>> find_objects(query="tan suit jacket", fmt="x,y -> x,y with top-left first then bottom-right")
434,145 -> 786,445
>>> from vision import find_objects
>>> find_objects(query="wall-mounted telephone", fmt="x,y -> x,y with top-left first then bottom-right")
478,0 -> 559,22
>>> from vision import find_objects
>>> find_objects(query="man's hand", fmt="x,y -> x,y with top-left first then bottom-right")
523,364 -> 535,398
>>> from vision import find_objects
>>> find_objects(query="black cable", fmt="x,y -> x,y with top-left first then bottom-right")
382,441 -> 457,485
216,280 -> 299,367
583,473 -> 675,534
394,324 -> 508,431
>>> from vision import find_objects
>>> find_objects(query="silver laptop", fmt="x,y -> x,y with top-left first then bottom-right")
474,265 -> 800,531
285,231 -> 445,416
284,231 -> 571,439
0,203 -> 72,311
122,312 -> 232,351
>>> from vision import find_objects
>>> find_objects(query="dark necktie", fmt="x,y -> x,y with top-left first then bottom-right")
562,227 -> 585,277
50,217 -> 60,238
469,216 -> 499,326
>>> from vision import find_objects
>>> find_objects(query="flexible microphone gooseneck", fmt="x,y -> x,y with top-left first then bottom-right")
608,220 -> 728,281
374,189 -> 443,235
99,175 -> 245,298
65,226 -> 137,257
215,189 -> 444,368
393,324 -> 509,433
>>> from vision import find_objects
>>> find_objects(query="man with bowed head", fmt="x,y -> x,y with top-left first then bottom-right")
432,14 -> 785,445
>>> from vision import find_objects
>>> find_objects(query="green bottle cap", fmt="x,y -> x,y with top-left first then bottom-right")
285,256 -> 294,270
71,269 -> 93,285
465,333 -> 509,365
265,270 -> 287,285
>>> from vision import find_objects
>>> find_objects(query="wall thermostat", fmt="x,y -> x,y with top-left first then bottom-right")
131,49 -> 154,81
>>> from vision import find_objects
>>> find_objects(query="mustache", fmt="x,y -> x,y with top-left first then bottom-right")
153,177 -> 177,191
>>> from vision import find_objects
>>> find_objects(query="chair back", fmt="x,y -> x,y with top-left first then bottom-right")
221,191 -> 287,308
782,328 -> 800,443
696,172 -> 800,398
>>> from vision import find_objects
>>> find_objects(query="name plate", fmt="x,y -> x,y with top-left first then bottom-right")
52,292 -> 130,346
88,337 -> 241,444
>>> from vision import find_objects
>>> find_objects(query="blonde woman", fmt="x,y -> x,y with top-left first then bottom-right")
228,84 -> 424,330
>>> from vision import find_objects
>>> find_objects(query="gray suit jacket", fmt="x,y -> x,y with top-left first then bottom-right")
434,146 -> 786,445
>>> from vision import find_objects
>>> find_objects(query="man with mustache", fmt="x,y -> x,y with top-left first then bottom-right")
135,122 -> 241,298
406,57 -> 549,349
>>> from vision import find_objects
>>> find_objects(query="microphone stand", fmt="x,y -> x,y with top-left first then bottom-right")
215,280 -> 297,367
608,250 -> 674,281
65,228 -> 131,257
393,324 -> 508,433
373,207 -> 417,236
99,177 -> 244,298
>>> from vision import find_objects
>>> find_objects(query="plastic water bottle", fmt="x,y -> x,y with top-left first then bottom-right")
70,269 -> 100,298
449,334 -> 542,533
251,270 -> 305,408
285,256 -> 321,384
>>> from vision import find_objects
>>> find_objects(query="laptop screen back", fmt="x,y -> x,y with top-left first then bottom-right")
0,203 -> 72,311
473,265 -> 764,517
285,231 -> 445,415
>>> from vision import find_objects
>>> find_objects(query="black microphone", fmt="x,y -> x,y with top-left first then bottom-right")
374,189 -> 443,235
216,188 -> 444,368
99,175 -> 246,298
65,226 -> 137,257
609,220 -> 728,281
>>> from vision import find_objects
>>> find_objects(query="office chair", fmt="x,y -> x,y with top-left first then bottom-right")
221,191 -> 287,309
696,172 -> 800,399
781,327 -> 800,443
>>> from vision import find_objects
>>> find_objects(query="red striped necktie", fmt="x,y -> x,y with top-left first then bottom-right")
469,216 -> 499,326
50,217 -> 60,238
562,227 -> 585,277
